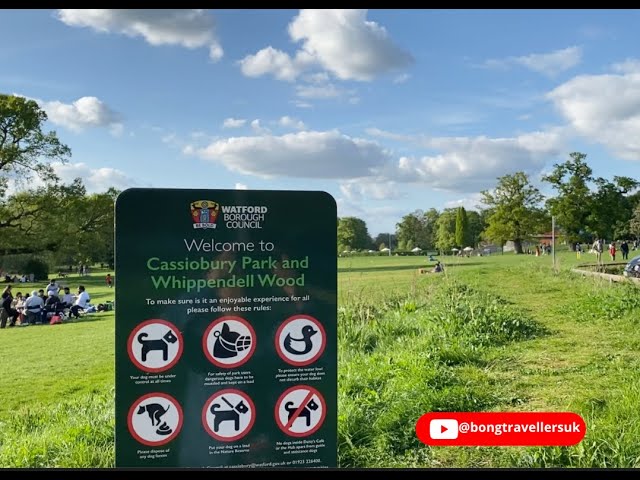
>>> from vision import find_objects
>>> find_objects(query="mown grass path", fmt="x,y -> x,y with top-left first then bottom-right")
339,252 -> 640,467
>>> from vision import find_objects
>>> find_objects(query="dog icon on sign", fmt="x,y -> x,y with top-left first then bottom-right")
203,389 -> 256,442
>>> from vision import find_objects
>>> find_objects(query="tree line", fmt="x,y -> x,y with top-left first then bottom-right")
339,153 -> 640,255
0,94 -> 116,273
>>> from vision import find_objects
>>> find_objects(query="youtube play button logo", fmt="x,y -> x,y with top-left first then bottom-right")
429,419 -> 459,440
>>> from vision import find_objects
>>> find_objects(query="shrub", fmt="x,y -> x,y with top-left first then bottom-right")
23,258 -> 49,282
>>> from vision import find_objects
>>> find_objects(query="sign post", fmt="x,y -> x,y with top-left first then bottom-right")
115,188 -> 337,468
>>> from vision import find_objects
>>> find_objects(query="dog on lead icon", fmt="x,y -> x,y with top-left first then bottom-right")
203,390 -> 256,442
128,319 -> 184,373
203,317 -> 256,368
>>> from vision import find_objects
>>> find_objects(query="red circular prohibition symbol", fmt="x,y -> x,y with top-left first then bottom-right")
202,316 -> 257,369
127,392 -> 184,447
275,314 -> 326,367
274,385 -> 327,438
127,319 -> 184,373
202,388 -> 256,442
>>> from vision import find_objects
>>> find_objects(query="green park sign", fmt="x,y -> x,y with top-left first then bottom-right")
114,188 -> 337,468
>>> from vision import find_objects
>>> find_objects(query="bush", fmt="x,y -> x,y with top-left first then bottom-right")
22,258 -> 49,282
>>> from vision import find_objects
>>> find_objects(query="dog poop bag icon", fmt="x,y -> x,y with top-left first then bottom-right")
213,322 -> 252,359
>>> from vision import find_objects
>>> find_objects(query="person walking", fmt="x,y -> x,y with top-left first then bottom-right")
621,240 -> 630,260
576,242 -> 582,259
593,238 -> 604,265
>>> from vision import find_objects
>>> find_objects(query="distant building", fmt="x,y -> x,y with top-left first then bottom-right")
532,231 -> 563,246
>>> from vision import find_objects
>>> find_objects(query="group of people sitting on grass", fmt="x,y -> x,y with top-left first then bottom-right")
0,279 -> 92,328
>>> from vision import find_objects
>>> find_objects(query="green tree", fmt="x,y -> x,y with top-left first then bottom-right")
467,210 -> 485,248
481,172 -> 546,254
396,210 -> 429,249
588,176 -> 639,240
542,152 -> 594,244
0,93 -> 73,253
423,208 -> 440,249
373,233 -> 395,250
337,216 -> 370,252
0,94 -> 70,196
629,202 -> 640,240
435,208 -> 458,253
53,187 -> 119,267
0,180 -> 86,255
455,207 -> 469,247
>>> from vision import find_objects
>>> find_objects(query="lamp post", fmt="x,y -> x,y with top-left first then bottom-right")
388,233 -> 392,257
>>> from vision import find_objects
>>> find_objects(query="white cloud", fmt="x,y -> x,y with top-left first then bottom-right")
223,118 -> 247,128
161,132 -> 179,145
235,183 -> 248,190
295,83 -> 343,99
372,129 -> 566,192
365,127 -> 416,142
548,67 -> 640,160
304,72 -> 331,84
56,9 -> 223,60
238,47 -> 307,81
288,10 -> 413,81
485,46 -> 582,76
250,119 -> 270,134
443,193 -> 484,211
393,73 -> 411,84
182,145 -> 195,155
335,197 -> 405,236
6,160 -> 140,196
194,130 -> 391,179
109,123 -> 124,137
239,9 -> 412,82
404,133 -> 562,190
339,179 -> 404,201
192,124 -> 565,194
40,96 -> 122,134
611,59 -> 640,74
53,162 -> 140,192
278,116 -> 306,130
291,100 -> 313,109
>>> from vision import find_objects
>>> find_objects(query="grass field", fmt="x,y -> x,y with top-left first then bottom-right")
2,250 -> 640,468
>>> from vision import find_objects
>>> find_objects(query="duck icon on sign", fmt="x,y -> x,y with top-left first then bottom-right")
275,315 -> 326,367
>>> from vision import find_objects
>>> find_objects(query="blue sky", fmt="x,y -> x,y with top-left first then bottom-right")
2,9 -> 640,235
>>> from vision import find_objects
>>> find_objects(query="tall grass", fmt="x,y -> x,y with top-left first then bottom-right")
0,388 -> 114,468
513,378 -> 640,468
338,278 -> 545,467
